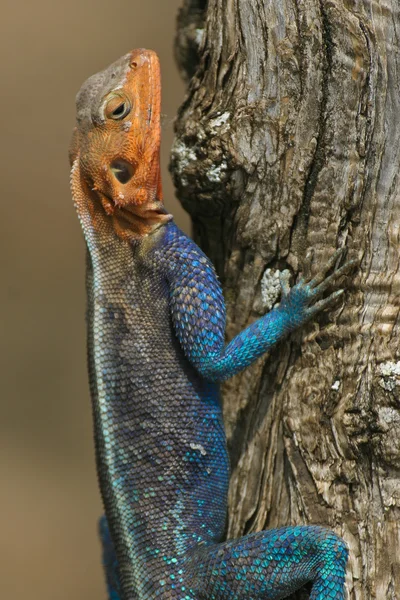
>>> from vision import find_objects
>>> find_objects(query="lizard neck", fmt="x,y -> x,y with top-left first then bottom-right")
70,158 -> 172,247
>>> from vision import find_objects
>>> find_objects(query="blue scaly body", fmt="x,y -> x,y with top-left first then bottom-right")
71,50 -> 349,600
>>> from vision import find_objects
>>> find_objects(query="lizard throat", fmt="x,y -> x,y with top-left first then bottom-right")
71,158 -> 172,242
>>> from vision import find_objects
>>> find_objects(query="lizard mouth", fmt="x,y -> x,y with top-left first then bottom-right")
105,192 -> 173,237
99,188 -> 169,223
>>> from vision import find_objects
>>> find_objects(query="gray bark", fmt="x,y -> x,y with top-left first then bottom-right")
170,1 -> 400,598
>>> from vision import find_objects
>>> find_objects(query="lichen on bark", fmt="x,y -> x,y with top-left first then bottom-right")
171,1 -> 400,597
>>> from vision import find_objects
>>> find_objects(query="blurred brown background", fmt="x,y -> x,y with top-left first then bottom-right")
0,1 -> 188,598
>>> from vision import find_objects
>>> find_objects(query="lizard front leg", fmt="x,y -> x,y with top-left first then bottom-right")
164,231 -> 355,383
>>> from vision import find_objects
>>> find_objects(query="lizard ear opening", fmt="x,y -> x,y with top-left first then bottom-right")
110,159 -> 134,184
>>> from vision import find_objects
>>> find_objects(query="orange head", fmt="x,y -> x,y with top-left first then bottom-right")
70,49 -> 171,239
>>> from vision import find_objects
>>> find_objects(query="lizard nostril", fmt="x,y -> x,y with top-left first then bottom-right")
110,159 -> 134,184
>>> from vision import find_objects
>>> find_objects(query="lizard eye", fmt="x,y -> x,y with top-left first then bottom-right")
105,95 -> 131,120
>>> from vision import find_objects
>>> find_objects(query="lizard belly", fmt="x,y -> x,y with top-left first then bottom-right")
87,247 -> 229,598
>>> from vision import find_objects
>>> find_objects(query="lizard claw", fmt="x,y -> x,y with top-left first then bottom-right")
301,249 -> 357,317
311,257 -> 358,299
297,248 -> 315,285
278,248 -> 357,327
305,248 -> 346,289
304,288 -> 345,319
279,270 -> 292,298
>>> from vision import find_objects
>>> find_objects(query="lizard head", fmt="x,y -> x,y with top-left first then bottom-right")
70,49 -> 172,239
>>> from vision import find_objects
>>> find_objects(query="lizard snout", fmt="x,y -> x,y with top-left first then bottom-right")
129,48 -> 159,70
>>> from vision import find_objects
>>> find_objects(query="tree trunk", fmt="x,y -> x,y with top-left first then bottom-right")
170,1 -> 400,598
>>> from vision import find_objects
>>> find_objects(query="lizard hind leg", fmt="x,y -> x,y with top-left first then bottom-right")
188,525 -> 348,600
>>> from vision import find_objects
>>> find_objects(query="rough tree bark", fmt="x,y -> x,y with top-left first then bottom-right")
170,1 -> 400,598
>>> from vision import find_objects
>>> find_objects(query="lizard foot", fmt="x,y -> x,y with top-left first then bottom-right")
278,248 -> 358,328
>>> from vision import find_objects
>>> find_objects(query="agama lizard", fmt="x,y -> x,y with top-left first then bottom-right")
70,49 -> 350,600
